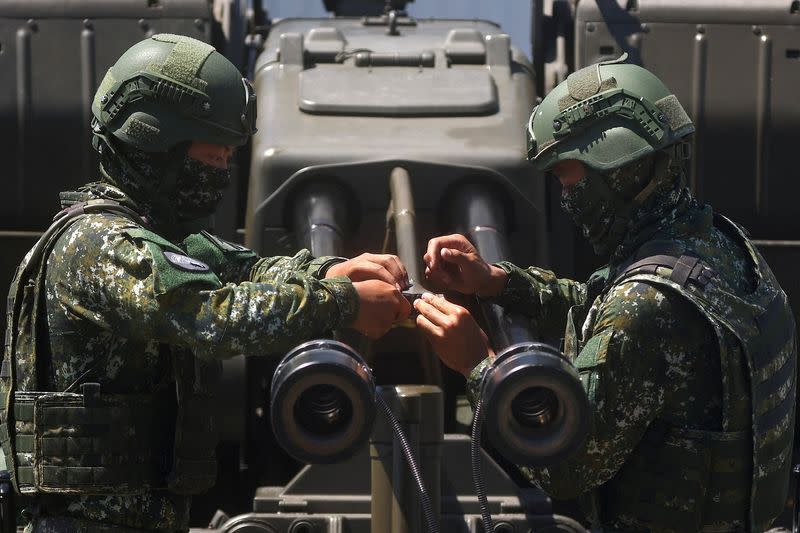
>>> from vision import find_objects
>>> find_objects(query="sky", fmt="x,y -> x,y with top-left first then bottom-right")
262,0 -> 533,55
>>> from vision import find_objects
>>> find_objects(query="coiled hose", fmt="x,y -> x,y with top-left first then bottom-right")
376,393 -> 440,533
471,396 -> 494,533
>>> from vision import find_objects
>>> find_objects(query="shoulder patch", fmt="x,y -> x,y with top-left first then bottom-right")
163,251 -> 210,272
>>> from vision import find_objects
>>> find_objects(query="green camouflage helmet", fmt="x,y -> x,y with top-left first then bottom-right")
91,34 -> 256,152
526,54 -> 694,172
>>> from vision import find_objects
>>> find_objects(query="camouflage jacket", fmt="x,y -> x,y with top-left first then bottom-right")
468,182 -> 772,532
17,182 -> 359,532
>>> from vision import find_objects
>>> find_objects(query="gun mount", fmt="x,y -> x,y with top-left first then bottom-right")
2,1 -> 799,531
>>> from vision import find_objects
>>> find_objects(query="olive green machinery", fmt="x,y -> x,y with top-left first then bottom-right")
1,1 -> 799,531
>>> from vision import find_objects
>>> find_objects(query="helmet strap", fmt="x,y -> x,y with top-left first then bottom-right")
628,151 -> 673,210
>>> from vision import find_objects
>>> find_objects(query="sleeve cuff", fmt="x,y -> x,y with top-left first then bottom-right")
485,261 -> 525,306
318,275 -> 360,327
308,256 -> 348,278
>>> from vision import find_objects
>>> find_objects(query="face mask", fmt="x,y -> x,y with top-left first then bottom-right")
558,154 -> 658,256
173,156 -> 231,221
560,172 -> 627,256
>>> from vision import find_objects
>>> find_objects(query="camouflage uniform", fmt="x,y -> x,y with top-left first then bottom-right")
2,33 -> 362,532
6,178 -> 357,532
468,157 -> 796,532
463,56 -> 797,532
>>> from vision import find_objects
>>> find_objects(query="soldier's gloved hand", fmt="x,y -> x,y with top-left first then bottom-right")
351,280 -> 412,339
327,253 -> 409,291
414,292 -> 493,377
423,234 -> 507,296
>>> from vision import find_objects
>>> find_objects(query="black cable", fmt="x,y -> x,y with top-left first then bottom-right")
376,393 -> 440,533
471,396 -> 494,533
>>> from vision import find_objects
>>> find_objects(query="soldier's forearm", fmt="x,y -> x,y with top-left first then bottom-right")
487,262 -> 585,339
248,250 -> 338,283
151,277 -> 357,359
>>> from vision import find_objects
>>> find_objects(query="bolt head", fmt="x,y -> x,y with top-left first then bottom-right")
552,120 -> 562,132
201,102 -> 211,112
100,95 -> 108,104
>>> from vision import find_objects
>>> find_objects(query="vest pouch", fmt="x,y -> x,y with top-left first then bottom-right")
166,351 -> 220,495
12,387 -> 170,495
605,424 -> 750,532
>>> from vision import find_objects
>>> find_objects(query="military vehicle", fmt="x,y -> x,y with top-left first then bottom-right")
1,0 -> 799,531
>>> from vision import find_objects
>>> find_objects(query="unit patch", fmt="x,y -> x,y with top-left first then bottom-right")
163,251 -> 210,272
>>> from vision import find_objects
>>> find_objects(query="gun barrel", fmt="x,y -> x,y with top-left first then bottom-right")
293,182 -> 350,258
445,183 -> 537,349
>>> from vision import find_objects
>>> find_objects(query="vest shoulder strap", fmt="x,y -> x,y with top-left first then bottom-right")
614,252 -> 717,290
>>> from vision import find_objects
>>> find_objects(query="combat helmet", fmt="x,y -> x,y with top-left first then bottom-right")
91,33 -> 256,153
526,54 -> 694,172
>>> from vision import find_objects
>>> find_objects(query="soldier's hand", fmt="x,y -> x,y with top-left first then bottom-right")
414,292 -> 493,377
423,234 -> 507,296
351,280 -> 412,339
327,253 -> 409,290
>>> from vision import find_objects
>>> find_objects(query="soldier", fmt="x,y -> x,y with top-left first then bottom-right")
415,57 -> 797,532
2,35 -> 411,532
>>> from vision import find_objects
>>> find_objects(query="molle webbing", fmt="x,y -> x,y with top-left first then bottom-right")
612,220 -> 796,531
2,200 -> 147,490
748,290 -> 796,529
166,350 -> 220,495
606,423 -> 751,531
27,515 -> 153,533
10,388 -> 171,494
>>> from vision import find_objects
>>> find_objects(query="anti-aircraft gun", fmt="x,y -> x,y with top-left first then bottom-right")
201,6 -> 591,532
1,0 -> 800,531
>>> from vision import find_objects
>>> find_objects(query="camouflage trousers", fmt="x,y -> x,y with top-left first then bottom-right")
24,516 -> 155,533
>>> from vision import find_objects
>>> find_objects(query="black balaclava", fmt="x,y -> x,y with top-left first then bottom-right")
173,156 -> 231,222
559,151 -> 690,258
95,136 -> 230,237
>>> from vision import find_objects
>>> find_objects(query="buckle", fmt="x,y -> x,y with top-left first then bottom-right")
674,141 -> 692,160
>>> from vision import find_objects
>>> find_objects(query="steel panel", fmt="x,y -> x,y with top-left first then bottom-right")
0,1 -> 212,336
0,14 -> 211,230
0,0 -> 210,19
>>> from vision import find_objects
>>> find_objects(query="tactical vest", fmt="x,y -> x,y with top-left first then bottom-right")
1,200 -> 221,496
566,215 -> 796,532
